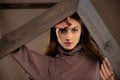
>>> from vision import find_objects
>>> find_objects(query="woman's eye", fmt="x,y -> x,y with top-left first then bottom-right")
72,29 -> 78,33
59,29 -> 66,33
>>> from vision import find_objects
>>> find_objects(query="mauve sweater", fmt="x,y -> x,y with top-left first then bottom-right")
11,45 -> 100,80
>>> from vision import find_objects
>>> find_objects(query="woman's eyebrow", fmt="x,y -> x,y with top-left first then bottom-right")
72,26 -> 80,29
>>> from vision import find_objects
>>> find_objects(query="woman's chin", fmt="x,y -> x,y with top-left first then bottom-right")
64,46 -> 75,50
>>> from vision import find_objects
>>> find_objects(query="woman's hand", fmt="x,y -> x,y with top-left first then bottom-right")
55,17 -> 71,29
100,58 -> 114,80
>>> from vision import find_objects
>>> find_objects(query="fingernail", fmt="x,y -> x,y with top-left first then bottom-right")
105,58 -> 108,61
67,17 -> 70,20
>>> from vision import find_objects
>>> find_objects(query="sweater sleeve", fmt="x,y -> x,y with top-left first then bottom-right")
11,45 -> 51,80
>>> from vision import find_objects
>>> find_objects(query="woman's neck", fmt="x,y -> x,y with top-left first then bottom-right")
57,44 -> 83,56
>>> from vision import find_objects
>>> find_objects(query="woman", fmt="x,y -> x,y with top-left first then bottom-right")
11,13 -> 114,80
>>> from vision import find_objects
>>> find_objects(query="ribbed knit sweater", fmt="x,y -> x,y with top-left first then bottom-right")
11,45 -> 100,80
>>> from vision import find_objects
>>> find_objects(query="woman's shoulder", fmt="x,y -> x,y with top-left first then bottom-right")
11,45 -> 51,63
29,49 -> 51,61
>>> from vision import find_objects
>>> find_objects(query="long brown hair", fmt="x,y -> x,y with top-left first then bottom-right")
45,13 -> 104,64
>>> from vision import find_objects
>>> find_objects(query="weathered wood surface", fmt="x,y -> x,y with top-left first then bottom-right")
0,3 -> 56,9
77,0 -> 120,78
0,0 -> 79,59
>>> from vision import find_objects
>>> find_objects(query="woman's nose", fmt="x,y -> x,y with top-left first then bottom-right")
65,32 -> 72,41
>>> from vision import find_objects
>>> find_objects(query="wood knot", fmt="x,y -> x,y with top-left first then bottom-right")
103,40 -> 113,52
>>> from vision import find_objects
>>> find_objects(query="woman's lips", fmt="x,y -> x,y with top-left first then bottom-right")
65,42 -> 73,46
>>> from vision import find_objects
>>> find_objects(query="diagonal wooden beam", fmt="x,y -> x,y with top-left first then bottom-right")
77,0 -> 120,79
0,3 -> 57,9
0,0 -> 78,59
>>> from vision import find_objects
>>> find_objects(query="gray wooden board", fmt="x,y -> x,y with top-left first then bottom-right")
0,0 -> 79,59
77,0 -> 120,78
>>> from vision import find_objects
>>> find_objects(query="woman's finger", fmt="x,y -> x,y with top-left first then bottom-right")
101,63 -> 108,79
103,60 -> 111,76
100,66 -> 105,80
55,17 -> 72,29
104,58 -> 113,73
104,58 -> 114,79
55,21 -> 68,29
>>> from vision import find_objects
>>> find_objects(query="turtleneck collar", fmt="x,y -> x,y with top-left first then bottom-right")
57,44 -> 83,56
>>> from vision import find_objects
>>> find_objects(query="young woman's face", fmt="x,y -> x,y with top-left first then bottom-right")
56,18 -> 81,50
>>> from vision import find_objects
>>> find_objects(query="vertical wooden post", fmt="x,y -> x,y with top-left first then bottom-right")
77,0 -> 120,78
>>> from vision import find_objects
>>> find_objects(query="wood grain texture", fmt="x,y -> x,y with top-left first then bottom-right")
0,0 -> 79,59
77,0 -> 120,78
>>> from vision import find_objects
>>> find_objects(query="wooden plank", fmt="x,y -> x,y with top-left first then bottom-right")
0,0 -> 79,59
77,0 -> 120,78
0,3 -> 57,9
